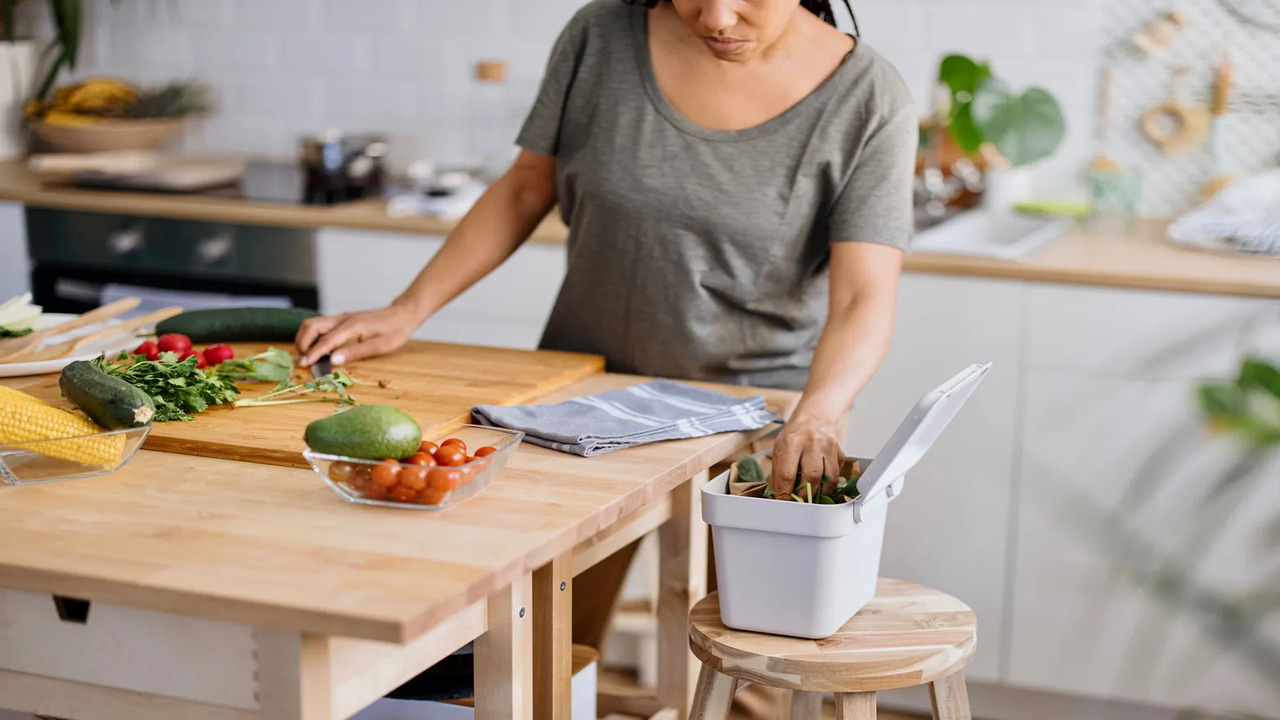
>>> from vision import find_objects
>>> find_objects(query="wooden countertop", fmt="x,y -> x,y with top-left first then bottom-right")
0,160 -> 572,244
1,160 -> 1275,299
0,353 -> 795,643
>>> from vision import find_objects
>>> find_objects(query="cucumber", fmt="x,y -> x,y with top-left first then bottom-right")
60,361 -> 155,428
155,307 -> 318,343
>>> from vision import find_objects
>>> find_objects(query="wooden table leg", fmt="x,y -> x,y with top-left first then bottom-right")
534,554 -> 573,720
657,472 -> 710,719
476,575 -> 534,720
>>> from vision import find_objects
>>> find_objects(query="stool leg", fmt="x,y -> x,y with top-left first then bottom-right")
834,692 -> 876,720
689,665 -> 736,720
929,671 -> 971,720
783,690 -> 824,720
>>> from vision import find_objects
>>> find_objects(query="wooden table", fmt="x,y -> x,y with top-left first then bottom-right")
0,344 -> 796,720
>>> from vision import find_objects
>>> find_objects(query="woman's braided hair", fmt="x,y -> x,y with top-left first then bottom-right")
621,0 -> 860,35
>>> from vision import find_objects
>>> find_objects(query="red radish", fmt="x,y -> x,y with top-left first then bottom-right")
132,341 -> 160,361
157,333 -> 193,356
203,344 -> 235,366
195,354 -> 208,369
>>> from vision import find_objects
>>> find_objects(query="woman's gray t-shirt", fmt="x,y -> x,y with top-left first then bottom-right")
518,0 -> 917,390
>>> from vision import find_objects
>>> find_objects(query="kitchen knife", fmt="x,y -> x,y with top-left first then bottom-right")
310,353 -> 333,378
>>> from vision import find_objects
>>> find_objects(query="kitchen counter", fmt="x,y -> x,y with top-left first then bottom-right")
1,160 -> 1276,299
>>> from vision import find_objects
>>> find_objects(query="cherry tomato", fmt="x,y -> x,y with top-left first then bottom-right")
474,446 -> 498,458
420,488 -> 448,505
429,467 -> 463,492
328,461 -> 356,484
418,440 -> 439,455
203,344 -> 235,366
434,445 -> 467,467
407,452 -> 437,467
371,459 -> 401,488
156,333 -> 193,356
390,484 -> 418,503
440,438 -> 466,454
364,483 -> 389,501
132,341 -> 160,361
400,465 -> 428,490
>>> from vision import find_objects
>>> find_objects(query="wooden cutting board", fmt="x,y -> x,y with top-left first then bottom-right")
20,341 -> 604,468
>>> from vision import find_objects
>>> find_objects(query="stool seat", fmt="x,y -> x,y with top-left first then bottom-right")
689,579 -> 976,694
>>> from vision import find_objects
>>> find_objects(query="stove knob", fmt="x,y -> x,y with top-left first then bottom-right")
107,227 -> 144,256
196,234 -> 233,265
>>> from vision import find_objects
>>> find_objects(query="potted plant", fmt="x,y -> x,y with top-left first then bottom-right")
935,53 -> 1067,210
0,0 -> 39,159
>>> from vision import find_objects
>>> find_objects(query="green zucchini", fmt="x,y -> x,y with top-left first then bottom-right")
155,307 -> 319,343
60,360 -> 155,428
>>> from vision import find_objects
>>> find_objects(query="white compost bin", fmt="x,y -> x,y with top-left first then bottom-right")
703,363 -> 991,639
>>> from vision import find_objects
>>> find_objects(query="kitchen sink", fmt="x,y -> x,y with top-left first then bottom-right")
910,209 -> 1071,260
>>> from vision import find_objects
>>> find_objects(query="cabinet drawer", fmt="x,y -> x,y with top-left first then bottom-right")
1027,285 -> 1279,380
0,589 -> 258,709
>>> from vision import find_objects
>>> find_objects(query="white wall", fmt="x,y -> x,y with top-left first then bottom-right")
61,0 -> 1103,193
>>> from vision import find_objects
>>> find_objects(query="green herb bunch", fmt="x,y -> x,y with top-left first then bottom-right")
94,351 -> 239,422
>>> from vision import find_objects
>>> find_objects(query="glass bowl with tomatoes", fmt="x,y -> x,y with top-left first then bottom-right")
303,423 -> 524,510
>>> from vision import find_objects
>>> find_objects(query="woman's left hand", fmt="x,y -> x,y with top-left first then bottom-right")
770,413 -> 845,501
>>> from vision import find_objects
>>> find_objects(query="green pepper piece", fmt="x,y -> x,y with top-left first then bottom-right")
818,495 -> 835,505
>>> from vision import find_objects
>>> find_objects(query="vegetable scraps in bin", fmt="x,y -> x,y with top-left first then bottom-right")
729,455 -> 863,504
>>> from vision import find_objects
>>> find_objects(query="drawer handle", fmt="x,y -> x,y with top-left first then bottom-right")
53,596 -> 91,624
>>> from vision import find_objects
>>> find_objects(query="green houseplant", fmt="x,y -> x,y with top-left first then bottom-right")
0,0 -> 89,102
937,53 -> 1067,169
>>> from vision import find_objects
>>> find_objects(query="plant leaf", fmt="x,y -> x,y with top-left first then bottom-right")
971,83 -> 1066,167
938,54 -> 991,97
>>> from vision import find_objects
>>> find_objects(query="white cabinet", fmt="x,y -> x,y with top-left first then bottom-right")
1008,286 -> 1280,716
0,202 -> 28,296
316,228 -> 566,351
1009,371 -> 1280,716
846,274 -> 1026,682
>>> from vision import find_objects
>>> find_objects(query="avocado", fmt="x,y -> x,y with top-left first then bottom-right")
304,405 -> 422,460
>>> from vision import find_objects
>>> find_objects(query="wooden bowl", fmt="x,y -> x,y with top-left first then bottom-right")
29,118 -> 185,153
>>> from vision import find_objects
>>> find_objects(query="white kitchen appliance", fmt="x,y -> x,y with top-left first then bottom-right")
702,363 -> 992,639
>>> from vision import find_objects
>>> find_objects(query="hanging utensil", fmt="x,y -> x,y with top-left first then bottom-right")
1203,50 -> 1236,201
1141,66 -> 1211,156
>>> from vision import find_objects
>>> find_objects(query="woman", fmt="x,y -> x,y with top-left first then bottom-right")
299,0 -> 916,501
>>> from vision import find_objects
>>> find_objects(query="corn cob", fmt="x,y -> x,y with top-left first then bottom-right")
0,388 -> 123,466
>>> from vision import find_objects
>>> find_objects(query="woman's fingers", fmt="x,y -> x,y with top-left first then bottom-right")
770,437 -> 801,500
822,437 -> 845,496
797,448 -> 826,500
331,332 -> 401,366
296,315 -> 343,360
297,317 -> 366,367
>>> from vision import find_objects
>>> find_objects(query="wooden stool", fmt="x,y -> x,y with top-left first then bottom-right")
687,579 -> 977,720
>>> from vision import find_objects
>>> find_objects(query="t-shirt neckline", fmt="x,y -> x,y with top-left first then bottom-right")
631,5 -> 860,143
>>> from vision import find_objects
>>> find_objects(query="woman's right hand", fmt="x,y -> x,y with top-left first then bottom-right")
296,302 -> 421,367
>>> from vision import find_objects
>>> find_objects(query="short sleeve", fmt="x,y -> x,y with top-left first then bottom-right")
516,11 -> 589,157
828,108 -> 918,250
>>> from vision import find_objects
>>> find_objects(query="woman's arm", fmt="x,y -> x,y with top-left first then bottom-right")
770,241 -> 902,499
297,150 -> 558,366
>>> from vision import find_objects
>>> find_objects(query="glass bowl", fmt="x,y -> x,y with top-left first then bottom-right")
0,425 -> 152,486
303,423 -> 524,510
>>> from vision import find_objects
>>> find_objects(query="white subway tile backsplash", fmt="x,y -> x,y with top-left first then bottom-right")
69,0 -> 1104,180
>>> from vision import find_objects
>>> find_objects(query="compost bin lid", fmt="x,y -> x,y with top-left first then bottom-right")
855,363 -> 992,507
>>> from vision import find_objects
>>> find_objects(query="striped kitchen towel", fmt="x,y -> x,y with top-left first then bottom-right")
471,379 -> 776,457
